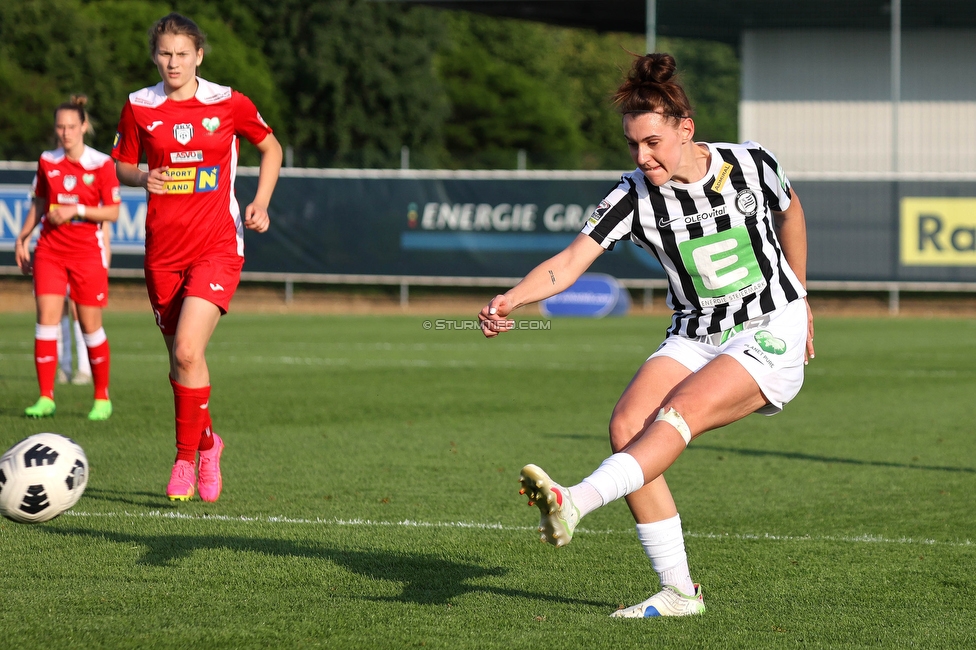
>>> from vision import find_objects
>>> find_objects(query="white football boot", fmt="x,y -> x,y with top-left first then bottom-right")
610,584 -> 705,618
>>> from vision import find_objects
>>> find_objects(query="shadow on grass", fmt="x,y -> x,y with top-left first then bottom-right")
82,487 -> 176,509
690,444 -> 976,474
46,527 -> 611,608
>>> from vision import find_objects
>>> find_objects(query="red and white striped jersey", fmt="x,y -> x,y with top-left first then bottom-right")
33,146 -> 120,259
112,77 -> 273,269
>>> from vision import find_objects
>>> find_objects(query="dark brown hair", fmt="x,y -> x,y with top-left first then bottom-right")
613,53 -> 693,122
148,12 -> 207,55
54,94 -> 90,129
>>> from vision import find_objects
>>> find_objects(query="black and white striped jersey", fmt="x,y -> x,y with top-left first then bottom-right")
581,141 -> 806,338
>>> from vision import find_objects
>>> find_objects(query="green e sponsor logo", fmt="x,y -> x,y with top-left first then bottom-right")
678,228 -> 762,299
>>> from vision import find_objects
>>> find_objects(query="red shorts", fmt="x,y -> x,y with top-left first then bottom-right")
33,248 -> 109,307
145,256 -> 244,335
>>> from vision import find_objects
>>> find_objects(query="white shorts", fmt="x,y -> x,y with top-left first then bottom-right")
650,299 -> 807,415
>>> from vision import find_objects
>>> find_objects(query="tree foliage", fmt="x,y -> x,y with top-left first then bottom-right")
0,0 -> 740,169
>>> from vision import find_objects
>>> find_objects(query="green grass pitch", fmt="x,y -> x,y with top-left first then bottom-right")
1,310 -> 974,648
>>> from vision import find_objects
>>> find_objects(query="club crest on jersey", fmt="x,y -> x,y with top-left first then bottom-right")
173,123 -> 194,146
202,117 -> 220,133
734,189 -> 759,217
63,175 -> 77,191
83,173 -> 95,185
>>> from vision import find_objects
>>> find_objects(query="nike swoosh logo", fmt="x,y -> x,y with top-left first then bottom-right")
657,215 -> 680,228
36,356 -> 56,363
743,349 -> 765,364
147,121 -> 164,131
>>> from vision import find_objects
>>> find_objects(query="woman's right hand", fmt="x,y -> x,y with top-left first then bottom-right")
14,239 -> 32,275
144,167 -> 172,195
478,294 -> 516,338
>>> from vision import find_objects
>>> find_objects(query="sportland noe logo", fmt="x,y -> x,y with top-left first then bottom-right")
901,198 -> 976,266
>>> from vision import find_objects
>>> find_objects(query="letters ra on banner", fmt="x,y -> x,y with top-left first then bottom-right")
901,198 -> 976,266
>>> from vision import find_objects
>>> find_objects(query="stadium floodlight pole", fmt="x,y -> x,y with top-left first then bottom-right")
891,0 -> 901,173
646,0 -> 657,53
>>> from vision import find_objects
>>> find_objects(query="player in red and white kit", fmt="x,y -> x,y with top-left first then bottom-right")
113,13 -> 282,502
16,95 -> 121,421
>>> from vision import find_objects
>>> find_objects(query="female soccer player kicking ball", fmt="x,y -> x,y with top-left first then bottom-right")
480,53 -> 815,618
114,13 -> 282,502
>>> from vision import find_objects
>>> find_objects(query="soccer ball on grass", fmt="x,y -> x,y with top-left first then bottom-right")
0,433 -> 89,523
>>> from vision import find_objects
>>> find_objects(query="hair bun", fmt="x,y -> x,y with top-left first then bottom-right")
633,53 -> 676,85
69,94 -> 89,107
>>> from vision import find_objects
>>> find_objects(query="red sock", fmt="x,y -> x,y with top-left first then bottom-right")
170,377 -> 210,463
34,335 -> 58,400
198,408 -> 214,452
87,339 -> 111,401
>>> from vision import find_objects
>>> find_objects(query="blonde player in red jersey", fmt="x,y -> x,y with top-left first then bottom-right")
15,95 -> 121,421
113,13 -> 282,503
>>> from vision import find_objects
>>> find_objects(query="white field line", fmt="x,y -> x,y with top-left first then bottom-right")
61,509 -> 974,548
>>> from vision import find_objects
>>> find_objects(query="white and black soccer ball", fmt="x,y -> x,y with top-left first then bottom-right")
0,433 -> 89,524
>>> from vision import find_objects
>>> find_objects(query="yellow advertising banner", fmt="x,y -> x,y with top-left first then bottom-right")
901,198 -> 976,266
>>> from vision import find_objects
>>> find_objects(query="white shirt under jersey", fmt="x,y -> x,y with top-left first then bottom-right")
582,141 -> 806,338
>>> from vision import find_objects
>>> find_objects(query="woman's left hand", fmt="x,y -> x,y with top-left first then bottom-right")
45,205 -> 78,226
243,203 -> 270,233
804,298 -> 815,364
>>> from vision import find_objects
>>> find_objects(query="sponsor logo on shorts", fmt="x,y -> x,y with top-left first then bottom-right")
754,330 -> 787,355
174,123 -> 194,146
63,175 -> 77,191
170,150 -> 204,164
742,348 -> 773,368
96,293 -> 105,301
210,283 -> 224,292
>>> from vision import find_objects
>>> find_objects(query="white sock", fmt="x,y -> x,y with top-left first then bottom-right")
75,320 -> 91,375
577,452 -> 645,508
567,482 -> 603,518
636,514 -> 695,595
58,316 -> 71,373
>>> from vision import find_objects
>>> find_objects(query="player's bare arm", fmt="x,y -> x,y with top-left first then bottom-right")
774,190 -> 814,361
243,133 -> 282,234
47,203 -> 120,226
115,161 -> 170,195
479,234 -> 603,337
14,199 -> 41,275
